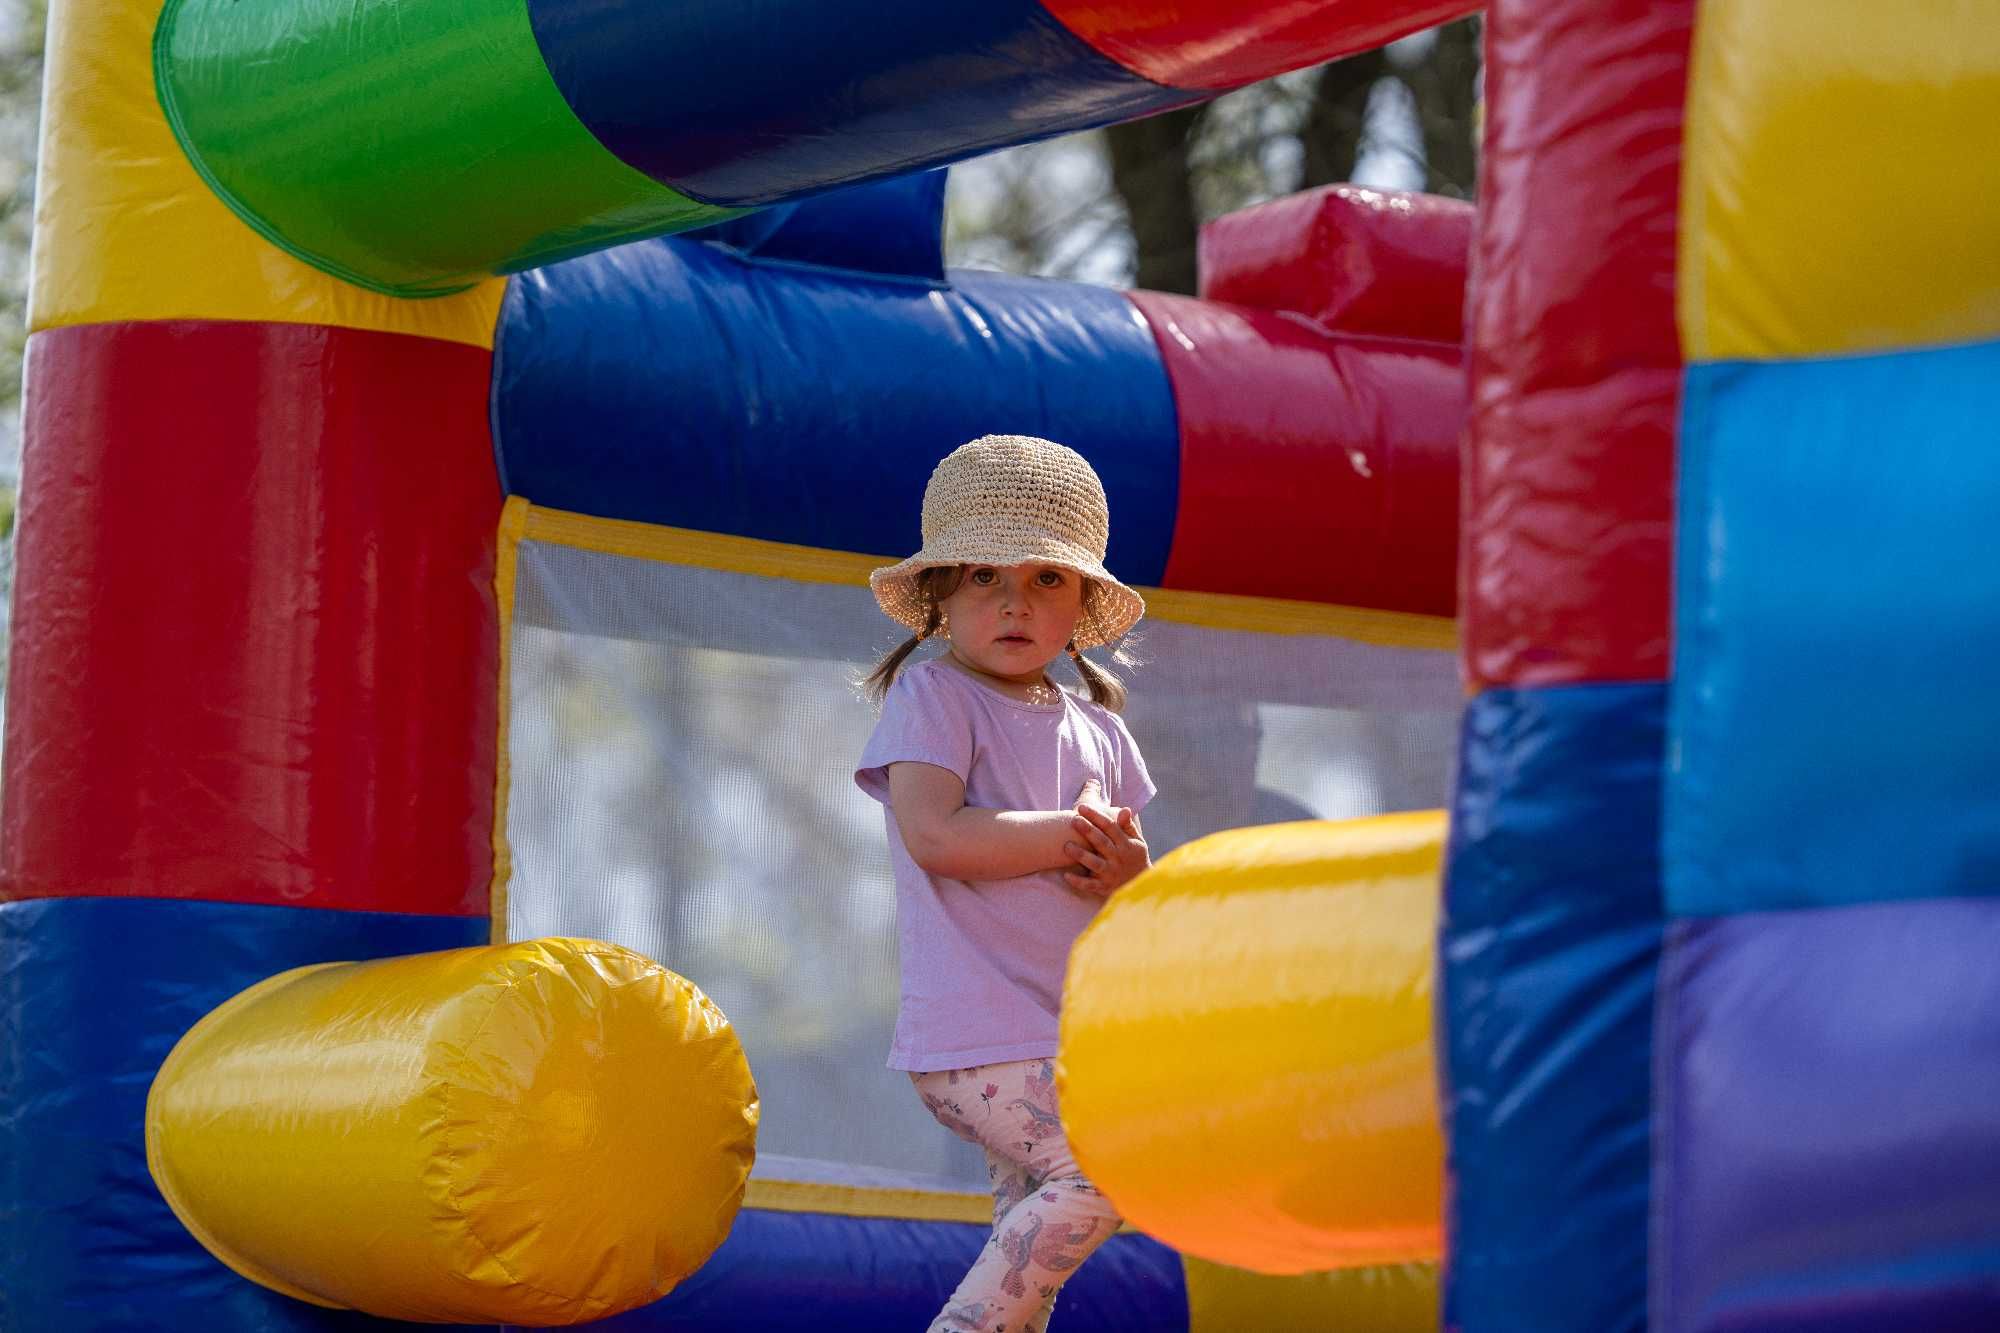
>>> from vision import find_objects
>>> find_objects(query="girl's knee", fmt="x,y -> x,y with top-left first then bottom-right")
1033,1175 -> 1121,1224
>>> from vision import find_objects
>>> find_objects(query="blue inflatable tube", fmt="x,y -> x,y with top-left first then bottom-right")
618,1210 -> 1187,1331
493,180 -> 1181,587
524,0 -> 1194,206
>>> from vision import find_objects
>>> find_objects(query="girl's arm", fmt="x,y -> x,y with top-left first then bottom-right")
887,762 -> 1105,881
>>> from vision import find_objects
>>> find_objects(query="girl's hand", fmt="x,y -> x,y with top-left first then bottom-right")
1063,803 -> 1149,898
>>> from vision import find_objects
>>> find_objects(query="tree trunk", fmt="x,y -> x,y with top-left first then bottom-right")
1403,17 -> 1481,198
1301,48 -> 1389,189
1103,105 -> 1206,294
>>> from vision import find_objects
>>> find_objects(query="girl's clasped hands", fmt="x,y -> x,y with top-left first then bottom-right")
1062,777 -> 1149,898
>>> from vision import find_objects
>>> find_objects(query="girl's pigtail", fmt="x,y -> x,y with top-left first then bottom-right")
1069,641 -> 1130,713
862,575 -> 950,704
1069,580 -> 1137,712
862,632 -> 926,704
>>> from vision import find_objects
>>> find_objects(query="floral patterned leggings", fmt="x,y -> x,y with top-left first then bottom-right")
910,1058 -> 1123,1333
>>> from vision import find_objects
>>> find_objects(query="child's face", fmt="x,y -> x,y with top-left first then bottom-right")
939,562 -> 1085,683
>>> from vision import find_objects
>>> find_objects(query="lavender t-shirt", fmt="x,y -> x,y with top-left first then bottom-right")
856,659 -> 1155,1073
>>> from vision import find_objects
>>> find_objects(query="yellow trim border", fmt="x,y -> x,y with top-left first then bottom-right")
516,503 -> 1456,651
742,1178 -> 992,1226
740,1177 -> 1143,1234
488,496 -> 530,945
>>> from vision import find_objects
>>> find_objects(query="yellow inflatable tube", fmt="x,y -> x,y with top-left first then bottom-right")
146,938 -> 759,1325
1060,812 -> 1445,1276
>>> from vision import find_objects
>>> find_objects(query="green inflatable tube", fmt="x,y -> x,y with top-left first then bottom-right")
154,0 -> 735,296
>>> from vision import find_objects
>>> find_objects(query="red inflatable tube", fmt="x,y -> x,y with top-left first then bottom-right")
1130,290 -> 1461,616
1199,185 -> 1473,344
1462,0 -> 1696,688
1039,0 -> 1478,92
1,321 -> 501,916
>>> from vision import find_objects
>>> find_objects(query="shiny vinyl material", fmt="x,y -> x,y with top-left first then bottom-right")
155,0 -> 730,296
31,0 -> 505,341
1198,184 -> 1474,344
1131,290 -> 1462,615
492,235 -> 1181,587
1462,0 -> 1695,687
694,171 -> 950,284
1,321 -> 500,915
1038,0 -> 1477,91
1679,0 -> 2000,361
1183,1256 -> 1440,1333
495,173 -> 1469,617
523,0 -> 1193,207
1666,344 -> 2000,916
148,0 -> 1475,293
1654,902 -> 2000,1332
1059,814 -> 1445,1275
146,938 -> 759,1325
1443,683 -> 1664,1333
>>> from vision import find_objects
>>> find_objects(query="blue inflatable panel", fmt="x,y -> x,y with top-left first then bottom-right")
690,172 -> 947,284
1654,898 -> 2000,1333
600,1208 -> 1188,1331
494,238 -> 1180,586
1668,340 -> 2000,916
524,0 -> 1193,206
0,896 -> 488,1332
1442,683 -> 1665,1333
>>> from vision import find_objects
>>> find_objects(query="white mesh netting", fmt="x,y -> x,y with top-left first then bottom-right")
504,539 -> 1462,1189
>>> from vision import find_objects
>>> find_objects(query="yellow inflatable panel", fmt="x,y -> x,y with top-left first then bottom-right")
31,0 -> 504,346
146,938 -> 759,1325
1185,1256 -> 1440,1333
1680,0 -> 2000,361
1059,813 -> 1445,1275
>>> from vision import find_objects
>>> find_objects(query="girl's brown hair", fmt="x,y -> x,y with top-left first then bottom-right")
862,565 -> 1139,711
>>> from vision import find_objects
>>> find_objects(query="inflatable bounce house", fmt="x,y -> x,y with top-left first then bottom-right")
4,0 -> 1997,1329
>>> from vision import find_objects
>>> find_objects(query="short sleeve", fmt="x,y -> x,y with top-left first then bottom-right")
1105,710 -> 1157,814
855,665 -> 976,805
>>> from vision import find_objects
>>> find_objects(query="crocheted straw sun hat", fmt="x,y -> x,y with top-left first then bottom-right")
870,435 -> 1146,651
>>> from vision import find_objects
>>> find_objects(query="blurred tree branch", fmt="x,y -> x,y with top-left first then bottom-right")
0,0 -> 44,436
0,0 -> 45,713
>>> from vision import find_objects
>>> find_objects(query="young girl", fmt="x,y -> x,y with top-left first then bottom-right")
855,435 -> 1155,1333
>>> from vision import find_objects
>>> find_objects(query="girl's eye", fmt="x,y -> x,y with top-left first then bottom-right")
1037,571 -> 1063,587
969,568 -> 996,585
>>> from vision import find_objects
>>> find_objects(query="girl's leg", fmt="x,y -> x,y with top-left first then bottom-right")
986,1148 -> 1037,1228
983,1150 -> 1054,1333
912,1060 -> 1122,1332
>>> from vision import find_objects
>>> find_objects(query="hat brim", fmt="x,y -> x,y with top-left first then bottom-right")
869,543 -> 1144,651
